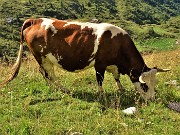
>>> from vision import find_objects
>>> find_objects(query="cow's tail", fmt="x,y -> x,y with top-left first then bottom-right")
0,19 -> 32,88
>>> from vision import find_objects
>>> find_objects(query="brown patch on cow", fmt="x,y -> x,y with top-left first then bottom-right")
59,32 -> 96,70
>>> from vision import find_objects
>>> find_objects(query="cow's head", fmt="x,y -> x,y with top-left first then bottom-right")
134,68 -> 170,101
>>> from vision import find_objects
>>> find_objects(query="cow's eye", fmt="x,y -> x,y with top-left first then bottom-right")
140,83 -> 148,92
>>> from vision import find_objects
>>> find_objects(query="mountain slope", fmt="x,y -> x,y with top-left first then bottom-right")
0,0 -> 179,58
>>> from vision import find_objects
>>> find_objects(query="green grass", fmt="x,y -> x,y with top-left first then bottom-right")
0,49 -> 180,135
135,37 -> 177,53
0,1 -> 179,133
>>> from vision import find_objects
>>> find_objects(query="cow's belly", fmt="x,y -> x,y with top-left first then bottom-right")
42,53 -> 95,72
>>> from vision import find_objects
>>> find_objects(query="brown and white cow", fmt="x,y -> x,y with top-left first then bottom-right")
0,18 -> 169,100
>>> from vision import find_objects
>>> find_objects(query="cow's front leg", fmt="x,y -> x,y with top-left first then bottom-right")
95,69 -> 105,93
113,74 -> 124,91
95,68 -> 108,106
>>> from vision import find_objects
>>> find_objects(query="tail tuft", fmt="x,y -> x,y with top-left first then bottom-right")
0,43 -> 23,88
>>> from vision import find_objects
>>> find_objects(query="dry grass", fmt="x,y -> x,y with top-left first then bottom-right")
144,49 -> 180,68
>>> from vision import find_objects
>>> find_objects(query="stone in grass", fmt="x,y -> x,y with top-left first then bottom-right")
168,102 -> 180,112
122,107 -> 137,115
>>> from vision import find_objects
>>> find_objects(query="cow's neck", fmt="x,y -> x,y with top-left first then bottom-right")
125,43 -> 150,82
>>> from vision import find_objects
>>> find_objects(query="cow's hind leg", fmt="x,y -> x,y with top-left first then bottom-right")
39,66 -> 55,83
39,61 -> 69,93
39,57 -> 58,83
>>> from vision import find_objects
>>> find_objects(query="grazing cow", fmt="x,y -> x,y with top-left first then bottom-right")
0,18 -> 169,100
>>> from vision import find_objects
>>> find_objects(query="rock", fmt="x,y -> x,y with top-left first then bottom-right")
165,80 -> 178,86
175,39 -> 180,45
167,102 -> 180,112
122,107 -> 136,115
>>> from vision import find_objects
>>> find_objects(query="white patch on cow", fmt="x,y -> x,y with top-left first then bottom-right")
64,22 -> 127,57
39,45 -> 44,53
63,22 -> 127,38
41,53 -> 63,81
41,18 -> 58,35
41,54 -> 55,80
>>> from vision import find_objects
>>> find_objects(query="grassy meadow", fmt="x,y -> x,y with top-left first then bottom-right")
0,0 -> 179,134
0,47 -> 180,134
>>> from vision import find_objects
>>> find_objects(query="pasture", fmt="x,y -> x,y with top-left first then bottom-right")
0,49 -> 180,135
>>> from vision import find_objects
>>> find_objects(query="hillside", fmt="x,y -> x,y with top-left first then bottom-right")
1,0 -> 179,24
0,0 -> 179,58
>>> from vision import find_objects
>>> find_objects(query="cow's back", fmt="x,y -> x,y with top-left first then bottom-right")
22,18 -> 146,75
23,18 -> 127,72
